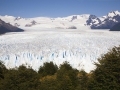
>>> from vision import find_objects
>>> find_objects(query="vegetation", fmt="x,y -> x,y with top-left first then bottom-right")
38,62 -> 58,77
0,46 -> 120,90
88,46 -> 120,90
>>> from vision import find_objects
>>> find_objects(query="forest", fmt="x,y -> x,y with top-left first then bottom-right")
0,46 -> 120,90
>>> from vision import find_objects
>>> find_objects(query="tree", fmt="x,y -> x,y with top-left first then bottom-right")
1,65 -> 40,90
56,61 -> 79,90
0,61 -> 6,79
0,61 -> 7,89
38,62 -> 58,77
39,75 -> 58,90
88,46 -> 120,90
76,70 -> 88,90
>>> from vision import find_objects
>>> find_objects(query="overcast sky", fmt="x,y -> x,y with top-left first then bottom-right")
0,0 -> 120,18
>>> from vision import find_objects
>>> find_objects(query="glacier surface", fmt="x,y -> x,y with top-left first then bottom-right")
0,29 -> 120,72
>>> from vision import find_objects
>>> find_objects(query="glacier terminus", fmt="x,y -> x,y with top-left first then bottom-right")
0,29 -> 120,72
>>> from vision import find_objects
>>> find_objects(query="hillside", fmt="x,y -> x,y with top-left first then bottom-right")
0,19 -> 24,34
110,22 -> 120,31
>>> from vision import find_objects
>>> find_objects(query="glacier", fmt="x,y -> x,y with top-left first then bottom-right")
0,29 -> 120,72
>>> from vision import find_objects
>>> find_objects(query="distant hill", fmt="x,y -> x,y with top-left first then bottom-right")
110,22 -> 120,31
0,19 -> 24,34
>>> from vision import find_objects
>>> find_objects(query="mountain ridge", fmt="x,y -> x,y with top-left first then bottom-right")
0,19 -> 24,34
0,10 -> 120,29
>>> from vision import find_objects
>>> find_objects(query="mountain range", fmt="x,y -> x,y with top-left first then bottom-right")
0,10 -> 120,30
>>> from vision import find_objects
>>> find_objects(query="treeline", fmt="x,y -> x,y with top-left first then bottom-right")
0,46 -> 120,90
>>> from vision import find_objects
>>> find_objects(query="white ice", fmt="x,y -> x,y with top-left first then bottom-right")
0,28 -> 120,73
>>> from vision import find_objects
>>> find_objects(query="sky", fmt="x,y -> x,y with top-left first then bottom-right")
0,0 -> 120,18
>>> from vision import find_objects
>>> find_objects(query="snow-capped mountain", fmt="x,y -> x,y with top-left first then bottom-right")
86,15 -> 101,26
0,14 -> 90,29
0,10 -> 120,29
91,10 -> 120,29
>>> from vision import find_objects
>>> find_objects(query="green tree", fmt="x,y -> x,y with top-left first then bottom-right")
88,46 -> 120,90
76,70 -> 88,90
0,61 -> 5,79
1,65 -> 40,90
56,61 -> 79,90
0,61 -> 7,89
39,75 -> 58,90
38,62 -> 58,77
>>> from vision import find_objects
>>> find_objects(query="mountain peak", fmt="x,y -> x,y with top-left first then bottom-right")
113,10 -> 120,14
107,10 -> 120,17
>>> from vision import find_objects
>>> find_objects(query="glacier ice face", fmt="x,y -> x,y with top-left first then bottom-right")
0,29 -> 120,72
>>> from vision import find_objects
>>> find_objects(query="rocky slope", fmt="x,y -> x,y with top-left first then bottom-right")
110,22 -> 120,31
0,19 -> 24,34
